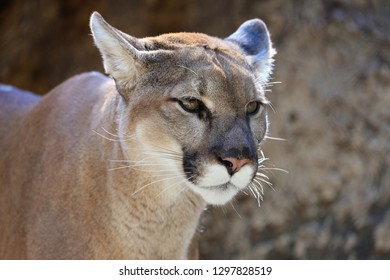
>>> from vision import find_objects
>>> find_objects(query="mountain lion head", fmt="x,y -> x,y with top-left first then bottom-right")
90,13 -> 275,205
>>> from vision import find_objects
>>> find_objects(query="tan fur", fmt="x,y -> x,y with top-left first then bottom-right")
0,12 -> 275,259
0,74 -> 204,259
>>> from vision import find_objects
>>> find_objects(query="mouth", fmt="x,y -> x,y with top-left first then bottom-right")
216,183 -> 229,190
182,160 -> 257,205
215,182 -> 238,191
189,181 -> 242,205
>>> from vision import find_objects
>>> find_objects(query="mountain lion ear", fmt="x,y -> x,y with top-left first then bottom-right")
90,12 -> 145,87
226,19 -> 276,85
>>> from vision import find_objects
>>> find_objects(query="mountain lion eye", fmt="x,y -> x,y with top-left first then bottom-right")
246,101 -> 261,115
178,98 -> 201,113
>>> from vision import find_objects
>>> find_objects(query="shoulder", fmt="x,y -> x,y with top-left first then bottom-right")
60,71 -> 112,88
0,84 -> 40,114
47,71 -> 116,98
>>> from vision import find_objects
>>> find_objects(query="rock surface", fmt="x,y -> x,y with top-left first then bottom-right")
1,0 -> 389,259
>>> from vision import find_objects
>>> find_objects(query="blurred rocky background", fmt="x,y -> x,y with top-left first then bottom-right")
1,0 -> 389,259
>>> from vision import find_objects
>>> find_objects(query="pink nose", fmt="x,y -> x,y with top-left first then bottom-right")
222,157 -> 251,174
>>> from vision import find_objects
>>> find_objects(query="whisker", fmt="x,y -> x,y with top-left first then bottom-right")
241,190 -> 249,196
93,130 -> 122,142
156,175 -> 195,198
101,127 -> 121,138
255,177 -> 275,192
264,135 -> 286,141
261,167 -> 289,173
109,158 -> 164,163
143,148 -> 181,155
111,163 -> 174,169
143,148 -> 182,157
124,163 -> 171,167
108,165 -> 135,172
92,129 -> 134,142
142,151 -> 182,160
230,201 -> 242,219
177,64 -> 199,77
150,173 -> 185,178
266,102 -> 277,113
248,183 -> 263,207
177,182 -> 191,197
251,178 -> 264,195
108,164 -> 179,174
263,81 -> 282,86
132,174 -> 185,197
255,172 -> 270,180
247,183 -> 258,198
253,175 -> 272,186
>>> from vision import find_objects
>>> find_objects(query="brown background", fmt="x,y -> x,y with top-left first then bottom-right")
1,0 -> 389,259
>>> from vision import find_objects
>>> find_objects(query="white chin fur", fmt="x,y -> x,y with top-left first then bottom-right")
190,184 -> 239,205
190,164 -> 255,205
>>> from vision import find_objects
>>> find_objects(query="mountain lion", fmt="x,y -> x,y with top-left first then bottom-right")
0,12 -> 275,259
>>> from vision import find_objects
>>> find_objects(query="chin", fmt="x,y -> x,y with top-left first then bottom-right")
190,183 -> 240,205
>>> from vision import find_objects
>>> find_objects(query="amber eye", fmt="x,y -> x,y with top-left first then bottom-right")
178,98 -> 202,113
246,101 -> 261,115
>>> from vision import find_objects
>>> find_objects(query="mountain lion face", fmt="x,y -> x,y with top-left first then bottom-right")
91,13 -> 275,205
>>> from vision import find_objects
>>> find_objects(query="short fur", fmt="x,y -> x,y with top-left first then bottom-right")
0,12 -> 275,259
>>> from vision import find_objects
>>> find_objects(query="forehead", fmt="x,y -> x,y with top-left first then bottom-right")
141,33 -> 263,105
179,47 -> 260,107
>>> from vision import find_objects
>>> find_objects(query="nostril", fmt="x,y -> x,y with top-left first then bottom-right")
219,157 -> 250,175
217,157 -> 233,173
222,159 -> 233,169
